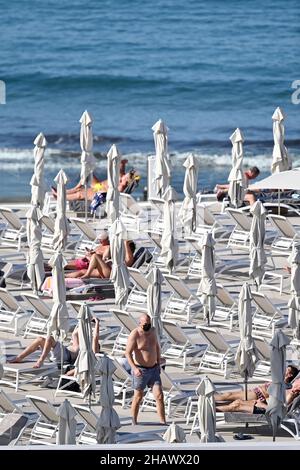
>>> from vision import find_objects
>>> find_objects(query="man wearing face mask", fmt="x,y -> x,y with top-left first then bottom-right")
125,313 -> 166,425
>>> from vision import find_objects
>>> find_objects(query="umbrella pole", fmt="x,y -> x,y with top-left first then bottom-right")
277,189 -> 281,215
245,372 -> 249,429
84,183 -> 88,222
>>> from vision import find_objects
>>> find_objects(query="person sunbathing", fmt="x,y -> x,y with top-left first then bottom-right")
216,378 -> 300,414
63,230 -> 110,272
214,365 -> 298,404
8,318 -> 100,371
61,158 -> 128,194
215,166 -> 260,205
65,239 -> 136,279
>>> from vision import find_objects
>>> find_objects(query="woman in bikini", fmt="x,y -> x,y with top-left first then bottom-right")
215,366 -> 299,414
65,240 -> 136,280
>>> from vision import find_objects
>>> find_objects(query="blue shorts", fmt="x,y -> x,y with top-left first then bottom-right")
132,364 -> 162,391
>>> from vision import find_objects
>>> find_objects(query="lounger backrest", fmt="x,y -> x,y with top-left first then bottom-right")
111,309 -> 138,333
185,237 -> 202,256
41,215 -> 55,234
162,320 -> 189,346
120,193 -> 142,217
128,268 -> 150,291
160,370 -> 180,393
22,293 -> 52,319
198,326 -> 229,354
251,292 -> 279,317
163,274 -> 192,300
111,359 -> 131,382
26,395 -> 59,424
216,284 -> 236,308
252,335 -> 271,361
69,217 -> 98,241
72,404 -> 98,431
0,288 -> 20,312
0,207 -> 23,231
226,208 -> 252,232
146,231 -> 162,249
198,204 -> 215,226
0,388 -> 22,414
149,198 -> 164,213
268,214 -> 297,239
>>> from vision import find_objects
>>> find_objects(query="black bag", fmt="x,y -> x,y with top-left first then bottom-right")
0,270 -> 6,288
60,377 -> 81,393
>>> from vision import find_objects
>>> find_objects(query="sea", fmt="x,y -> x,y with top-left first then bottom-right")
0,0 -> 300,201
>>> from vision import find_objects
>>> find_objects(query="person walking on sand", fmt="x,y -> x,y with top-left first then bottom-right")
125,313 -> 166,425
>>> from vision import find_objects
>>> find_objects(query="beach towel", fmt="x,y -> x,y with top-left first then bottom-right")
42,276 -> 85,295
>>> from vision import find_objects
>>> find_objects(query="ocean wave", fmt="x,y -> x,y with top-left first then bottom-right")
1,147 -> 300,172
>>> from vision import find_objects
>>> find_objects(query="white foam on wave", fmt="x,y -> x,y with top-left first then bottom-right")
0,147 -> 299,172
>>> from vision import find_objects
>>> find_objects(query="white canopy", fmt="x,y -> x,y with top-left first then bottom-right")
250,169 -> 300,191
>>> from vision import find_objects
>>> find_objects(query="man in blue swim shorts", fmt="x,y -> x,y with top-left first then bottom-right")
125,313 -> 166,425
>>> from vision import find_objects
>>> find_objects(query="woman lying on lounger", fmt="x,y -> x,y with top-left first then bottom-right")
65,239 -> 136,279
215,366 -> 299,414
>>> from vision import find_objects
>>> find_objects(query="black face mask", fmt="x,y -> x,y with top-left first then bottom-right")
142,323 -> 151,332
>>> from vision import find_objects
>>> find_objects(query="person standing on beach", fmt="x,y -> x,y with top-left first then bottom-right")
125,313 -> 166,425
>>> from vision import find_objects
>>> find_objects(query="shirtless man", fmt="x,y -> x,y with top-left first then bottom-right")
9,318 -> 100,371
125,314 -> 166,425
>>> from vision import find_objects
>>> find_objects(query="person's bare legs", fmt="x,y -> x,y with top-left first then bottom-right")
152,384 -> 166,424
33,336 -> 57,368
215,390 -> 257,402
131,389 -> 144,425
216,399 -> 256,413
8,337 -> 46,363
65,269 -> 87,278
81,253 -> 111,279
8,336 -> 56,368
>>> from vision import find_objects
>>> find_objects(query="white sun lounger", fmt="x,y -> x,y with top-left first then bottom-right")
0,288 -> 32,335
162,274 -> 202,324
0,362 -> 57,392
162,320 -> 206,370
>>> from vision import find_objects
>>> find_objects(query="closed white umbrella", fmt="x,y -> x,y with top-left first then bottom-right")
106,144 -> 121,224
74,303 -> 97,399
147,267 -> 163,342
56,398 -> 77,445
249,200 -> 267,286
160,186 -> 178,273
52,170 -> 70,252
96,354 -> 121,444
288,243 -> 300,340
228,128 -> 245,208
152,119 -> 170,197
79,110 -> 95,183
198,232 -> 217,325
30,132 -> 47,209
271,107 -> 291,174
162,422 -> 186,443
196,376 -> 223,442
266,329 -> 290,441
109,219 -> 130,309
47,252 -> 69,340
235,282 -> 259,399
26,205 -> 45,295
79,110 -> 96,221
179,154 -> 199,234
